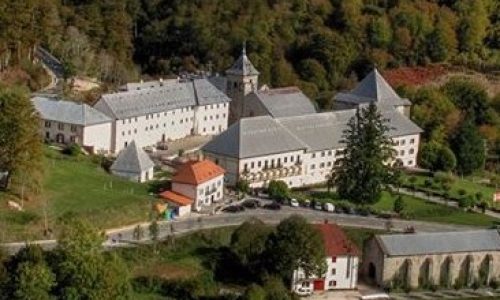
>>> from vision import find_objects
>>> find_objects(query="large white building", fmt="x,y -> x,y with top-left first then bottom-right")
94,78 -> 231,153
32,97 -> 112,153
292,222 -> 359,294
202,68 -> 422,188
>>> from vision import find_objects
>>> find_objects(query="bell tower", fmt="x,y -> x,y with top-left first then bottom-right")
226,42 -> 259,123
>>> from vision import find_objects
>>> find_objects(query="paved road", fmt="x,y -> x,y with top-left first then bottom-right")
34,46 -> 64,95
2,206 -> 476,255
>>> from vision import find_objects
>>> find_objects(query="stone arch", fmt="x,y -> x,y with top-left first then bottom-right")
456,255 -> 474,288
419,257 -> 434,288
478,254 -> 493,286
439,256 -> 453,288
393,259 -> 412,289
368,262 -> 377,280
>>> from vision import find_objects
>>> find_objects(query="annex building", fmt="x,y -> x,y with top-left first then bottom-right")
202,65 -> 422,188
362,230 -> 500,289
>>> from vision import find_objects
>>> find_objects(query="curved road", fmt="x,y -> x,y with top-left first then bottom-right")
2,206 -> 475,255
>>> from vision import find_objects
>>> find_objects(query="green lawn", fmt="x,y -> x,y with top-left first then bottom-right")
0,148 -> 156,242
402,173 -> 496,204
373,192 -> 500,227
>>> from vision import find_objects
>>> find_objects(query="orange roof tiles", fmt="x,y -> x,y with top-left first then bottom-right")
315,222 -> 360,257
172,160 -> 225,185
159,191 -> 193,206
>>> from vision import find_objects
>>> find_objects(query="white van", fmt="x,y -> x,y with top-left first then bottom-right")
323,202 -> 335,212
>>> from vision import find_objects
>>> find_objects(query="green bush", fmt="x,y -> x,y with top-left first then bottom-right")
6,211 -> 41,225
62,144 -> 81,156
457,189 -> 467,197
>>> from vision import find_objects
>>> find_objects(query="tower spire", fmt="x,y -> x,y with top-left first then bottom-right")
242,41 -> 247,55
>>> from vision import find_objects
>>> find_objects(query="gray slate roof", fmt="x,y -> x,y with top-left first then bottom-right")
336,68 -> 411,107
203,116 -> 307,159
376,230 -> 500,256
226,46 -> 259,76
32,97 -> 111,126
204,107 -> 422,157
248,87 -> 317,118
110,141 -> 154,173
119,78 -> 180,91
97,78 -> 230,119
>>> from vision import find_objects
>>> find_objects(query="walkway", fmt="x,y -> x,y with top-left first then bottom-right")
1,206 -> 476,255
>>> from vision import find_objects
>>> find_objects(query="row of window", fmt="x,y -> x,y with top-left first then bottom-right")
310,160 -> 340,170
311,149 -> 343,159
243,155 -> 301,171
44,121 -> 78,132
398,149 -> 415,156
203,113 -> 226,121
120,103 -> 227,125
198,180 -> 223,196
394,138 -> 416,146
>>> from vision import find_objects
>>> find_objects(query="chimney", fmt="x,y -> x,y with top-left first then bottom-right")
198,152 -> 204,162
159,78 -> 163,83
140,79 -> 143,84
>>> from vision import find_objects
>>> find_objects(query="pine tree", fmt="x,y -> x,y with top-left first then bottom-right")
333,103 -> 396,205
451,119 -> 485,176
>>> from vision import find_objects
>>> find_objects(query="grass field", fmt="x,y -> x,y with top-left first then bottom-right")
402,173 -> 496,204
0,148 -> 156,242
372,193 -> 500,227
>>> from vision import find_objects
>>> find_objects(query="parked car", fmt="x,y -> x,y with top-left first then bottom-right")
294,287 -> 312,297
335,206 -> 344,214
323,202 -> 335,212
302,199 -> 311,208
242,199 -> 261,209
289,198 -> 300,207
314,201 -> 323,210
263,202 -> 281,210
222,205 -> 245,213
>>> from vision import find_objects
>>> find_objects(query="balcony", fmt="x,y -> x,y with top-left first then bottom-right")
240,165 -> 303,183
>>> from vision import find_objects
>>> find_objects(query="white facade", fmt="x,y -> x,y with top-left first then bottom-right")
206,133 -> 419,189
40,119 -> 112,153
171,174 -> 224,211
112,166 -> 153,183
292,255 -> 359,293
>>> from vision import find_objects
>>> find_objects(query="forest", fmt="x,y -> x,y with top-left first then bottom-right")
0,0 -> 498,96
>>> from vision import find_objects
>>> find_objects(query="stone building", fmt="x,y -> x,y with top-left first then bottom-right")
110,140 -> 155,183
362,230 -> 500,290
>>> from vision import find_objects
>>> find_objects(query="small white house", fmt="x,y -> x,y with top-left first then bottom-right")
292,222 -> 359,294
110,141 -> 154,183
32,97 -> 112,153
160,159 -> 225,216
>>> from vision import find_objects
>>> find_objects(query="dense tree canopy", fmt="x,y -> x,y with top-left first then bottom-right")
0,0 -> 498,92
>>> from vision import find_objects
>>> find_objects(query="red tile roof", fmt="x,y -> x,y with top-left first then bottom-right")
159,191 -> 193,206
315,222 -> 360,257
172,160 -> 225,185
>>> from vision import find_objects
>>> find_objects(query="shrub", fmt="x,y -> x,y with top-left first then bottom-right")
393,196 -> 405,214
457,189 -> 467,197
423,179 -> 433,188
62,144 -> 81,156
267,180 -> 290,201
434,172 -> 455,186
356,205 -> 371,216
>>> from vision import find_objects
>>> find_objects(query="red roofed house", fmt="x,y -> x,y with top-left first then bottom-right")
292,222 -> 359,295
160,159 -> 225,217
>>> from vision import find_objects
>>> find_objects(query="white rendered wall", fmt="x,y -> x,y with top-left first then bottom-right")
194,103 -> 229,136
292,255 -> 358,292
172,174 -> 224,211
82,122 -> 112,153
392,134 -> 420,167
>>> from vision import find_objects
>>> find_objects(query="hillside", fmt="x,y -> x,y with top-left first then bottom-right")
0,0 -> 498,97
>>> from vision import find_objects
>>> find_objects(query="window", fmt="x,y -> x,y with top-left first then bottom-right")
58,123 -> 64,130
128,118 -> 131,124
145,127 -> 148,131
199,189 -> 203,195
328,281 -> 336,287
312,153 -> 316,158
301,282 -> 309,288
409,160 -> 413,165
164,112 -> 167,116
149,125 -> 153,130
291,156 -> 294,162
332,256 -> 336,263
331,268 -> 336,275
328,150 -> 332,156
321,151 -> 325,157
284,157 -> 288,163
320,162 -> 325,168
44,121 -> 51,128
203,128 -> 206,132
210,116 -> 213,120
146,115 -> 149,120
204,116 -> 207,121
257,161 -> 261,167
156,124 -> 159,129
327,162 -> 332,167
346,257 -> 351,278
244,163 -> 248,171
122,120 -> 126,124
70,136 -> 76,143
212,126 -> 215,131
122,131 -> 125,136
128,130 -> 131,135
135,117 -> 138,122
410,138 -> 415,144
400,150 -> 405,156
311,164 -> 315,170
70,125 -> 77,132
409,148 -> 415,154
251,162 -> 254,168
134,129 -> 137,134
401,139 -> 406,145
223,113 -> 226,118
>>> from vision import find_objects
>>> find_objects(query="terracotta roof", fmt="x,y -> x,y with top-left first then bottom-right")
172,160 -> 225,185
159,191 -> 193,206
315,222 -> 360,257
